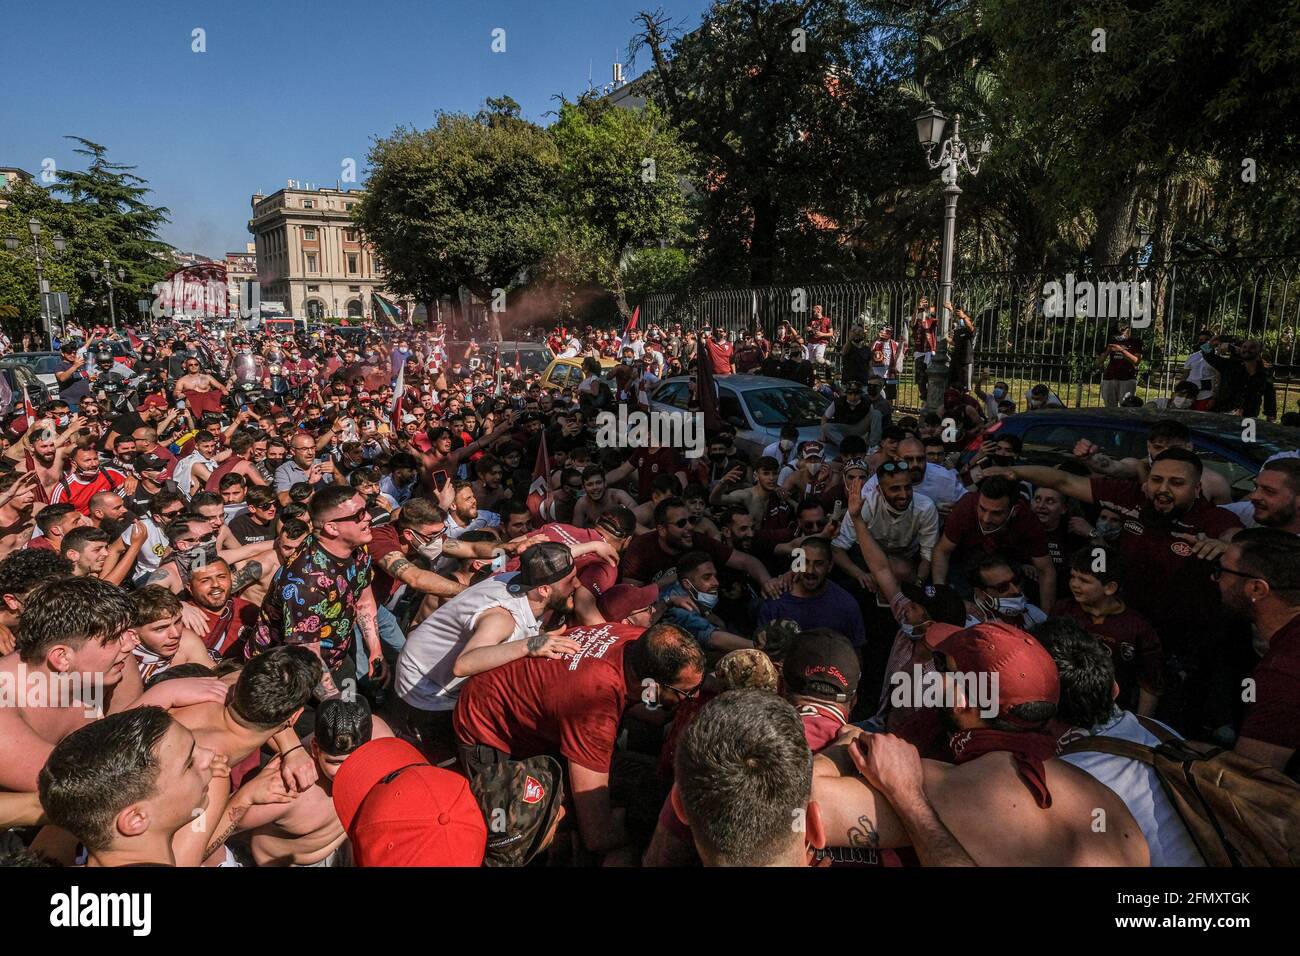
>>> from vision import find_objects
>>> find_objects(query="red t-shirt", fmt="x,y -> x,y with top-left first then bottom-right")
941,492 -> 1049,565
911,316 -> 937,354
367,523 -> 405,606
453,622 -> 641,772
1240,615 -> 1300,751
204,454 -> 244,492
628,446 -> 685,501
809,317 -> 834,344
199,598 -> 259,658
503,523 -> 617,597
1088,477 -> 1241,649
619,530 -> 734,585
706,339 -> 733,375
48,466 -> 128,515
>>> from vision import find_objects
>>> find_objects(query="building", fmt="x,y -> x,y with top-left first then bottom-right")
225,243 -> 257,314
248,183 -> 405,321
0,167 -> 33,209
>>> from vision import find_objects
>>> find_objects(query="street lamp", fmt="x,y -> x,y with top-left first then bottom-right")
89,260 -> 126,330
3,218 -> 67,349
914,106 -> 991,411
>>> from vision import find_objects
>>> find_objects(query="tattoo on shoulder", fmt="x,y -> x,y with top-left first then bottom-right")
847,815 -> 880,849
144,570 -> 171,586
231,561 -> 263,592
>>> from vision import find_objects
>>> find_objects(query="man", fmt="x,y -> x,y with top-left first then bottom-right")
1204,337 -> 1276,420
0,470 -> 39,559
709,456 -> 795,553
1099,323 -> 1143,408
1214,529 -> 1300,773
812,622 -> 1150,865
394,542 -> 582,762
129,585 -> 214,684
274,433 -> 332,507
38,707 -> 219,867
834,460 -> 939,587
620,496 -> 780,597
182,558 -> 261,659
9,413 -> 81,504
1051,544 -> 1162,716
1074,419 -> 1233,505
660,552 -> 755,651
931,475 -> 1056,609
49,442 -> 127,515
457,612 -> 705,859
0,548 -> 72,654
240,516 -> 311,609
28,502 -> 83,555
204,430 -> 268,492
254,485 -> 383,698
968,553 -> 1048,630
572,464 -> 637,529
60,525 -> 111,578
807,304 -> 835,364
124,453 -> 182,517
445,480 -> 499,538
822,381 -> 881,448
675,689 -> 972,867
759,537 -> 866,649
220,484 -> 279,549
172,430 -> 222,501
782,629 -> 863,751
909,299 -> 939,405
499,508 -> 635,622
0,575 -> 227,792
1179,328 -> 1217,409
53,341 -> 92,411
1036,618 -> 1204,866
1219,457 -> 1300,534
173,354 -> 229,421
863,437 -> 963,512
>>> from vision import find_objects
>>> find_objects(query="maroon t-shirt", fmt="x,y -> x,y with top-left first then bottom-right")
619,530 -> 734,585
1088,477 -> 1241,651
1052,599 -> 1163,706
367,523 -> 405,606
941,493 -> 1049,565
1103,336 -> 1143,380
503,523 -> 618,597
204,454 -> 244,492
1240,614 -> 1300,752
627,446 -> 686,501
453,622 -> 641,772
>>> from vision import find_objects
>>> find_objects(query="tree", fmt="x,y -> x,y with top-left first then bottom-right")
354,99 -> 561,328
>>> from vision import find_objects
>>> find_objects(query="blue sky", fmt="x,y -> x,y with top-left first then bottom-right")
1,0 -> 710,256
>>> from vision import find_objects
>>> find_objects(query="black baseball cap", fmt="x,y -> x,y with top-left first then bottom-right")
900,582 -> 968,627
506,542 -> 574,595
596,506 -> 637,539
782,629 -> 861,703
470,756 -> 566,867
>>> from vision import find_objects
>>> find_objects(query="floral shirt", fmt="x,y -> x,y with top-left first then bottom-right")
254,536 -> 373,671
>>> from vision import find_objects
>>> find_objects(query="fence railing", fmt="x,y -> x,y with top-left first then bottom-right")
638,258 -> 1300,413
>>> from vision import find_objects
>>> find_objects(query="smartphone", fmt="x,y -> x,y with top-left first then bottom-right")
176,400 -> 186,410
239,403 -> 249,413
433,471 -> 449,490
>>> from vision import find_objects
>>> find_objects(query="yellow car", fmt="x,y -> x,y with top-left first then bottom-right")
540,355 -> 618,391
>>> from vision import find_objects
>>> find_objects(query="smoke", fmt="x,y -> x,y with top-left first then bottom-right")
497,283 -> 616,335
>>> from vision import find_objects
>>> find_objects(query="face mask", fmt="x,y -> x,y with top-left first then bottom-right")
899,621 -> 920,639
688,583 -> 719,611
1094,520 -> 1122,540
709,452 -> 727,462
992,387 -> 1007,399
1172,397 -> 1192,409
807,461 -> 822,476
996,595 -> 1027,615
415,532 -> 445,562
56,415 -> 70,427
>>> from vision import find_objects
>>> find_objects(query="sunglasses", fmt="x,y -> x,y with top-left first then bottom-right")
1211,560 -> 1269,587
668,518 -> 692,528
660,680 -> 703,702
878,461 -> 908,475
331,509 -> 371,525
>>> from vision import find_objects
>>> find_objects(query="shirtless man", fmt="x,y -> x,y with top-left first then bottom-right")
240,516 -> 311,608
129,585 -> 216,684
180,559 -> 261,659
173,355 -> 229,420
168,644 -> 322,793
0,471 -> 40,559
0,548 -> 72,655
0,575 -> 229,792
710,457 -> 794,527
7,415 -> 84,504
1073,422 -> 1233,505
206,696 -> 394,866
811,621 -> 1150,866
573,465 -> 637,529
416,423 -> 512,493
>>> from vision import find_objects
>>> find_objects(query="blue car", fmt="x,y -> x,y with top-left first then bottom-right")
979,408 -> 1298,501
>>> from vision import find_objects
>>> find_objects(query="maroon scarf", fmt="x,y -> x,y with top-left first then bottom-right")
948,729 -> 1058,809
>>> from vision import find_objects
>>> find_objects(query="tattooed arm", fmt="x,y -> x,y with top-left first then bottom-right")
375,550 -> 464,598
229,559 -> 263,596
356,585 -> 385,681
200,758 -> 298,860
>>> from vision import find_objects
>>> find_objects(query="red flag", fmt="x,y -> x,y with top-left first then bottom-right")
389,362 -> 406,431
525,430 -> 551,525
623,305 -> 640,335
697,336 -> 723,434
22,385 -> 36,428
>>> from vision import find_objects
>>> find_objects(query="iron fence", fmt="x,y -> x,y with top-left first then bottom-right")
638,258 -> 1300,414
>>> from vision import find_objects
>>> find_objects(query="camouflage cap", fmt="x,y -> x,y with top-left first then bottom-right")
470,756 -> 566,867
714,649 -> 780,692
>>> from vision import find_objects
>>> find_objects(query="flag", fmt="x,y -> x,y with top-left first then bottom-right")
620,306 -> 640,351
0,374 -> 12,419
373,292 -> 402,326
389,362 -> 406,430
21,385 -> 35,427
697,336 -> 723,434
526,430 -> 551,525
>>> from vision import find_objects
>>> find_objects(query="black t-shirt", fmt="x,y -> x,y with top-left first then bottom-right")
951,325 -> 974,365
226,511 -> 276,545
124,479 -> 181,517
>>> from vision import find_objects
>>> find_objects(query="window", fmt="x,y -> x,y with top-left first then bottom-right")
345,202 -> 355,211
344,229 -> 357,242
347,254 -> 359,274
744,387 -> 825,427
306,254 -> 317,273
303,199 -> 314,209
307,285 -> 319,292
348,285 -> 361,292
719,389 -> 747,428
654,381 -> 689,408
1021,424 -> 1146,468
304,227 -> 317,240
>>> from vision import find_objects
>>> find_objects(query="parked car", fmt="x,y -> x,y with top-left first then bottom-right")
447,341 -> 556,375
981,407 -> 1299,500
0,358 -> 54,410
649,374 -> 836,461
2,351 -> 61,390
541,355 -> 617,391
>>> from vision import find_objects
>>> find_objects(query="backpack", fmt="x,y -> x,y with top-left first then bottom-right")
1061,715 -> 1300,866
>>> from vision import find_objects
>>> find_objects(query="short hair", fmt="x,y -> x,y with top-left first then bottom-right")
717,503 -> 750,529
388,452 -> 419,472
497,499 -> 531,523
189,491 -> 223,511
675,690 -> 812,866
1261,457 -> 1300,495
1033,618 -> 1117,729
349,465 -> 382,488
218,472 -> 246,492
1068,544 -> 1124,589
978,475 -> 1017,504
993,434 -> 1023,454
0,549 -> 73,600
165,514 -> 208,546
228,646 -> 321,730
315,696 -> 374,757
38,706 -> 175,852
797,535 -> 832,561
310,483 -> 361,527
1151,446 -> 1202,478
128,585 -> 184,628
676,550 -> 715,579
796,498 -> 826,520
244,485 -> 277,510
755,456 -> 779,473
581,464 -> 605,482
278,515 -> 310,540
840,435 -> 867,456
474,455 -> 502,478
969,551 -> 1015,586
1234,527 -> 1300,600
397,496 -> 446,531
288,481 -> 314,503
35,503 -> 77,536
87,490 -> 121,514
18,575 -> 132,665
60,525 -> 110,556
651,473 -> 683,497
654,496 -> 688,526
1147,420 -> 1191,444
631,621 -> 706,687
228,431 -> 255,456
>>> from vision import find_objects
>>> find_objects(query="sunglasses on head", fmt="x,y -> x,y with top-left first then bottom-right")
879,461 -> 908,475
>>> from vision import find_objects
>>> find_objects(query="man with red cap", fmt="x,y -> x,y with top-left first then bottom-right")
812,621 -> 1151,865
332,737 -> 486,866
454,602 -> 705,862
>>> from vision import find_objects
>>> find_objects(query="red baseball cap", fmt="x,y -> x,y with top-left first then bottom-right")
332,738 -> 486,867
140,393 -> 168,410
924,621 -> 1059,715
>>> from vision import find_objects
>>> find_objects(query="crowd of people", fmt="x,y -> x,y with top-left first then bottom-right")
0,309 -> 1295,870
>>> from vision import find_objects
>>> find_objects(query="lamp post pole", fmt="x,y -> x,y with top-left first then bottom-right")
4,218 -> 66,350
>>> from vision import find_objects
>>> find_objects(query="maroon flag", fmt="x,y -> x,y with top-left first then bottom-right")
696,336 -> 723,434
526,430 -> 551,525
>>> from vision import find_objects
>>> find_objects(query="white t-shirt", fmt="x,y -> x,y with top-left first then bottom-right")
1219,499 -> 1257,529
1059,709 -> 1205,866
447,510 -> 501,539
1183,350 -> 1215,399
173,451 -> 217,500
394,574 -> 540,712
760,440 -> 799,470
124,517 -> 170,582
834,488 -> 940,561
